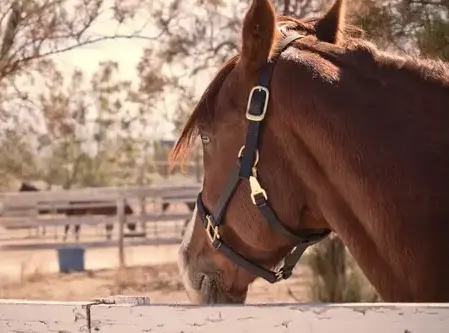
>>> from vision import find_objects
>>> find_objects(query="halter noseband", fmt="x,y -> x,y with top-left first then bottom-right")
196,33 -> 331,284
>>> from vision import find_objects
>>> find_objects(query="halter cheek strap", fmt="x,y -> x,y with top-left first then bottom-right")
196,33 -> 331,284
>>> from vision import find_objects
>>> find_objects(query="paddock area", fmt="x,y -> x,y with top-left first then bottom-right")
0,182 -> 446,333
0,183 -> 314,304
3,241 -> 447,333
0,189 -> 447,333
0,240 -> 314,303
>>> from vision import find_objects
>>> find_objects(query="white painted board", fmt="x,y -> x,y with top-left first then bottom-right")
0,299 -> 92,333
1,300 -> 448,333
89,303 -> 449,333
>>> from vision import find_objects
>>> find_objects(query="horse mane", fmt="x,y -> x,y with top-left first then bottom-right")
281,15 -> 449,80
170,14 -> 449,167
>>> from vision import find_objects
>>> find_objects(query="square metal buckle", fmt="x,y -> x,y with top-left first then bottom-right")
245,86 -> 270,122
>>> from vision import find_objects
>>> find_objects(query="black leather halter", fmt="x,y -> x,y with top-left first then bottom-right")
196,33 -> 331,284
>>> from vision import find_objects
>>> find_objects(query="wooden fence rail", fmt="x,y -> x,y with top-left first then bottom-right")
0,298 -> 448,333
0,184 -> 200,237
0,184 -> 202,204
0,213 -> 192,230
0,185 -> 199,265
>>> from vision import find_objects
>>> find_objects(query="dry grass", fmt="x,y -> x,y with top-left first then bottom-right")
0,234 -> 381,303
0,263 -> 186,301
19,261 -> 47,284
0,261 -> 313,303
112,265 -> 184,295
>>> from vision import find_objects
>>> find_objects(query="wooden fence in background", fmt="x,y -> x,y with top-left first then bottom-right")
0,184 -> 201,266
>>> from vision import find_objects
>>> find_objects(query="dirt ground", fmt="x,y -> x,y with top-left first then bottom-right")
0,233 -> 314,304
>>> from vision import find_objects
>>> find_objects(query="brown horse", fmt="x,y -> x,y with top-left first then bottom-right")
173,0 -> 449,304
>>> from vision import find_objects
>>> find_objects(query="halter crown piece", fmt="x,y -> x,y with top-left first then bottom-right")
196,32 -> 331,283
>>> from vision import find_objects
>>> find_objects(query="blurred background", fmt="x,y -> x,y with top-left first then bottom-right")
0,0 -> 447,304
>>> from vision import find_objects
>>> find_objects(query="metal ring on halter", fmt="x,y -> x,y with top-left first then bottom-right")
238,146 -> 260,166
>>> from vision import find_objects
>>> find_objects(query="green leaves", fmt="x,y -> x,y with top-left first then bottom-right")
417,16 -> 449,61
348,0 -> 449,59
3,57 -> 160,189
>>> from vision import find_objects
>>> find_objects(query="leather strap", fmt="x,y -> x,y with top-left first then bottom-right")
197,192 -> 327,283
240,33 -> 306,178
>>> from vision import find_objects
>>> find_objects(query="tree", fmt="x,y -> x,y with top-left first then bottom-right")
347,0 -> 449,60
0,0 -> 162,122
31,60 -> 162,188
0,0 -> 171,189
0,128 -> 39,190
135,0 -> 333,134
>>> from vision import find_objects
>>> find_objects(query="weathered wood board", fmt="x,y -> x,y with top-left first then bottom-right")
89,303 -> 449,333
1,299 -> 448,333
0,299 -> 93,333
0,184 -> 201,205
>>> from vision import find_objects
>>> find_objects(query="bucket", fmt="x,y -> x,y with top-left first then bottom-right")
57,246 -> 85,273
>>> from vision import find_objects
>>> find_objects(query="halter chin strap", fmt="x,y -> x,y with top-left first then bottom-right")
196,33 -> 331,284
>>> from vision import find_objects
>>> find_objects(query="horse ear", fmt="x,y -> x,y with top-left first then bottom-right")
315,0 -> 346,44
239,0 -> 277,76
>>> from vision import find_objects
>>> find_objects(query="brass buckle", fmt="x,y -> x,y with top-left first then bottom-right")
245,86 -> 270,122
249,176 -> 268,205
275,270 -> 284,281
205,215 -> 220,242
238,145 -> 260,166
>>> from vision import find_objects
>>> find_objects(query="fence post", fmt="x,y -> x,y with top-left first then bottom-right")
117,195 -> 125,267
140,195 -> 147,235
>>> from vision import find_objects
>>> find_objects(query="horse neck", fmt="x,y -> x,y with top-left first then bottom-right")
270,44 -> 449,301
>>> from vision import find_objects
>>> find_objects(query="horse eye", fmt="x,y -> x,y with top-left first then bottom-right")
200,135 -> 211,144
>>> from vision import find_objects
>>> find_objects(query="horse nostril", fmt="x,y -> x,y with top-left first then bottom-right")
199,274 -> 206,287
190,273 -> 206,291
